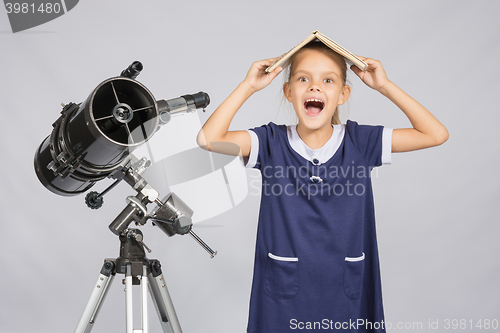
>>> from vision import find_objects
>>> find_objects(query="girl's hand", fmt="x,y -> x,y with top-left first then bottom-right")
350,57 -> 390,92
242,56 -> 283,93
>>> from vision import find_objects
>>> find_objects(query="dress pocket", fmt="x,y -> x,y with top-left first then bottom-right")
264,252 -> 300,299
343,252 -> 365,300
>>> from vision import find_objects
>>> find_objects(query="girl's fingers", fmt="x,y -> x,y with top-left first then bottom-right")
252,59 -> 275,71
259,57 -> 278,64
268,66 -> 283,78
256,55 -> 284,66
350,64 -> 362,77
357,55 -> 374,63
357,56 -> 381,66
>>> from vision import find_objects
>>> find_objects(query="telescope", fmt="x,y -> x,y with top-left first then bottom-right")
34,61 -> 209,197
34,61 -> 215,333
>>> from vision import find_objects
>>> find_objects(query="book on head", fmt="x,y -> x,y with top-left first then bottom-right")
266,30 -> 368,74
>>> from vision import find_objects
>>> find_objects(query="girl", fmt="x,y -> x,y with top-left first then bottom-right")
197,41 -> 448,332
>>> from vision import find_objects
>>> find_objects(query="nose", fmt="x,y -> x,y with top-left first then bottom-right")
308,82 -> 321,92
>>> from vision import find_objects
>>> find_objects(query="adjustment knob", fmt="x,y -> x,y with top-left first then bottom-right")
85,191 -> 104,209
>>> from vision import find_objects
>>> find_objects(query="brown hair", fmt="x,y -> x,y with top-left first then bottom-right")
283,42 -> 348,125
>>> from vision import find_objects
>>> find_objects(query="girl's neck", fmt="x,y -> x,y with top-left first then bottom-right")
296,122 -> 334,150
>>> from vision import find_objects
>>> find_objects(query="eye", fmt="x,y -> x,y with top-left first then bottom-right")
324,78 -> 334,83
298,77 -> 308,82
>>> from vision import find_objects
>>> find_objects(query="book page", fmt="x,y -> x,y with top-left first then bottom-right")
315,32 -> 367,71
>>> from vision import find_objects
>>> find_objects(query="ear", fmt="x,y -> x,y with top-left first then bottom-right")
283,82 -> 292,102
338,84 -> 351,105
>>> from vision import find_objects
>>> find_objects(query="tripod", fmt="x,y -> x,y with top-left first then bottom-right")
70,155 -> 216,333
75,229 -> 182,333
32,60 -> 215,332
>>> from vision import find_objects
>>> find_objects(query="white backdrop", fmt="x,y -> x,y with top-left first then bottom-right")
1,1 -> 499,332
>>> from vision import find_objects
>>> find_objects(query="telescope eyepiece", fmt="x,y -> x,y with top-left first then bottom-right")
121,61 -> 143,80
184,92 -> 210,110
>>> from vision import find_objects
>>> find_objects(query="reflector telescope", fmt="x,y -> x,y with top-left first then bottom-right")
34,61 -> 209,196
33,61 -> 217,332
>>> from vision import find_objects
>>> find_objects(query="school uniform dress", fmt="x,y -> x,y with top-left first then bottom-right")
244,120 -> 392,332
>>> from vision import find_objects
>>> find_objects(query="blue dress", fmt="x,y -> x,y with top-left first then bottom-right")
244,120 -> 391,332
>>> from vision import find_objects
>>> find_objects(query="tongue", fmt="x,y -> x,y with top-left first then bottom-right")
306,106 -> 322,114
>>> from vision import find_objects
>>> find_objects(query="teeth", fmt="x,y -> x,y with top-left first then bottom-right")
306,98 -> 323,104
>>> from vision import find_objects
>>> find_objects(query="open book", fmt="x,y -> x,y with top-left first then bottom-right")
266,30 -> 368,74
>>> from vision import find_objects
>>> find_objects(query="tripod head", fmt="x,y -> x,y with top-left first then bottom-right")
89,154 -> 217,257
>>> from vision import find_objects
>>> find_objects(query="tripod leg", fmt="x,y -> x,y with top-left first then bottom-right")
141,265 -> 149,333
125,264 -> 134,333
147,260 -> 183,333
75,261 -> 115,333
124,264 -> 150,333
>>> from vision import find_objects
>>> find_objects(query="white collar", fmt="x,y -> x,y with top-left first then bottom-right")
287,124 -> 345,165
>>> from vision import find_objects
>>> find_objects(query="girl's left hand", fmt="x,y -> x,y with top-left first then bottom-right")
350,57 -> 390,91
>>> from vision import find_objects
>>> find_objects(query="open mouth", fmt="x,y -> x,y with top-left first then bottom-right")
304,98 -> 325,117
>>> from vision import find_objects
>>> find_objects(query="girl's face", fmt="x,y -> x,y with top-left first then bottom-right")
284,49 -> 350,131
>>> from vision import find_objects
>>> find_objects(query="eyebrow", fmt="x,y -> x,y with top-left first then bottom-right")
293,70 -> 339,78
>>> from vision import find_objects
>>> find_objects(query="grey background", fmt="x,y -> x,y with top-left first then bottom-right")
1,1 -> 499,332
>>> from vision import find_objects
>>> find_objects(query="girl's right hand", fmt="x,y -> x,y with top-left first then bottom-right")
242,57 -> 283,93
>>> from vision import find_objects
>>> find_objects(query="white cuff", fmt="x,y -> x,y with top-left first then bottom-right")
245,129 -> 259,168
382,128 -> 393,165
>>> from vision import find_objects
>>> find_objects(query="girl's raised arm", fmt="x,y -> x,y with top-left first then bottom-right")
197,58 -> 283,156
351,57 -> 449,152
